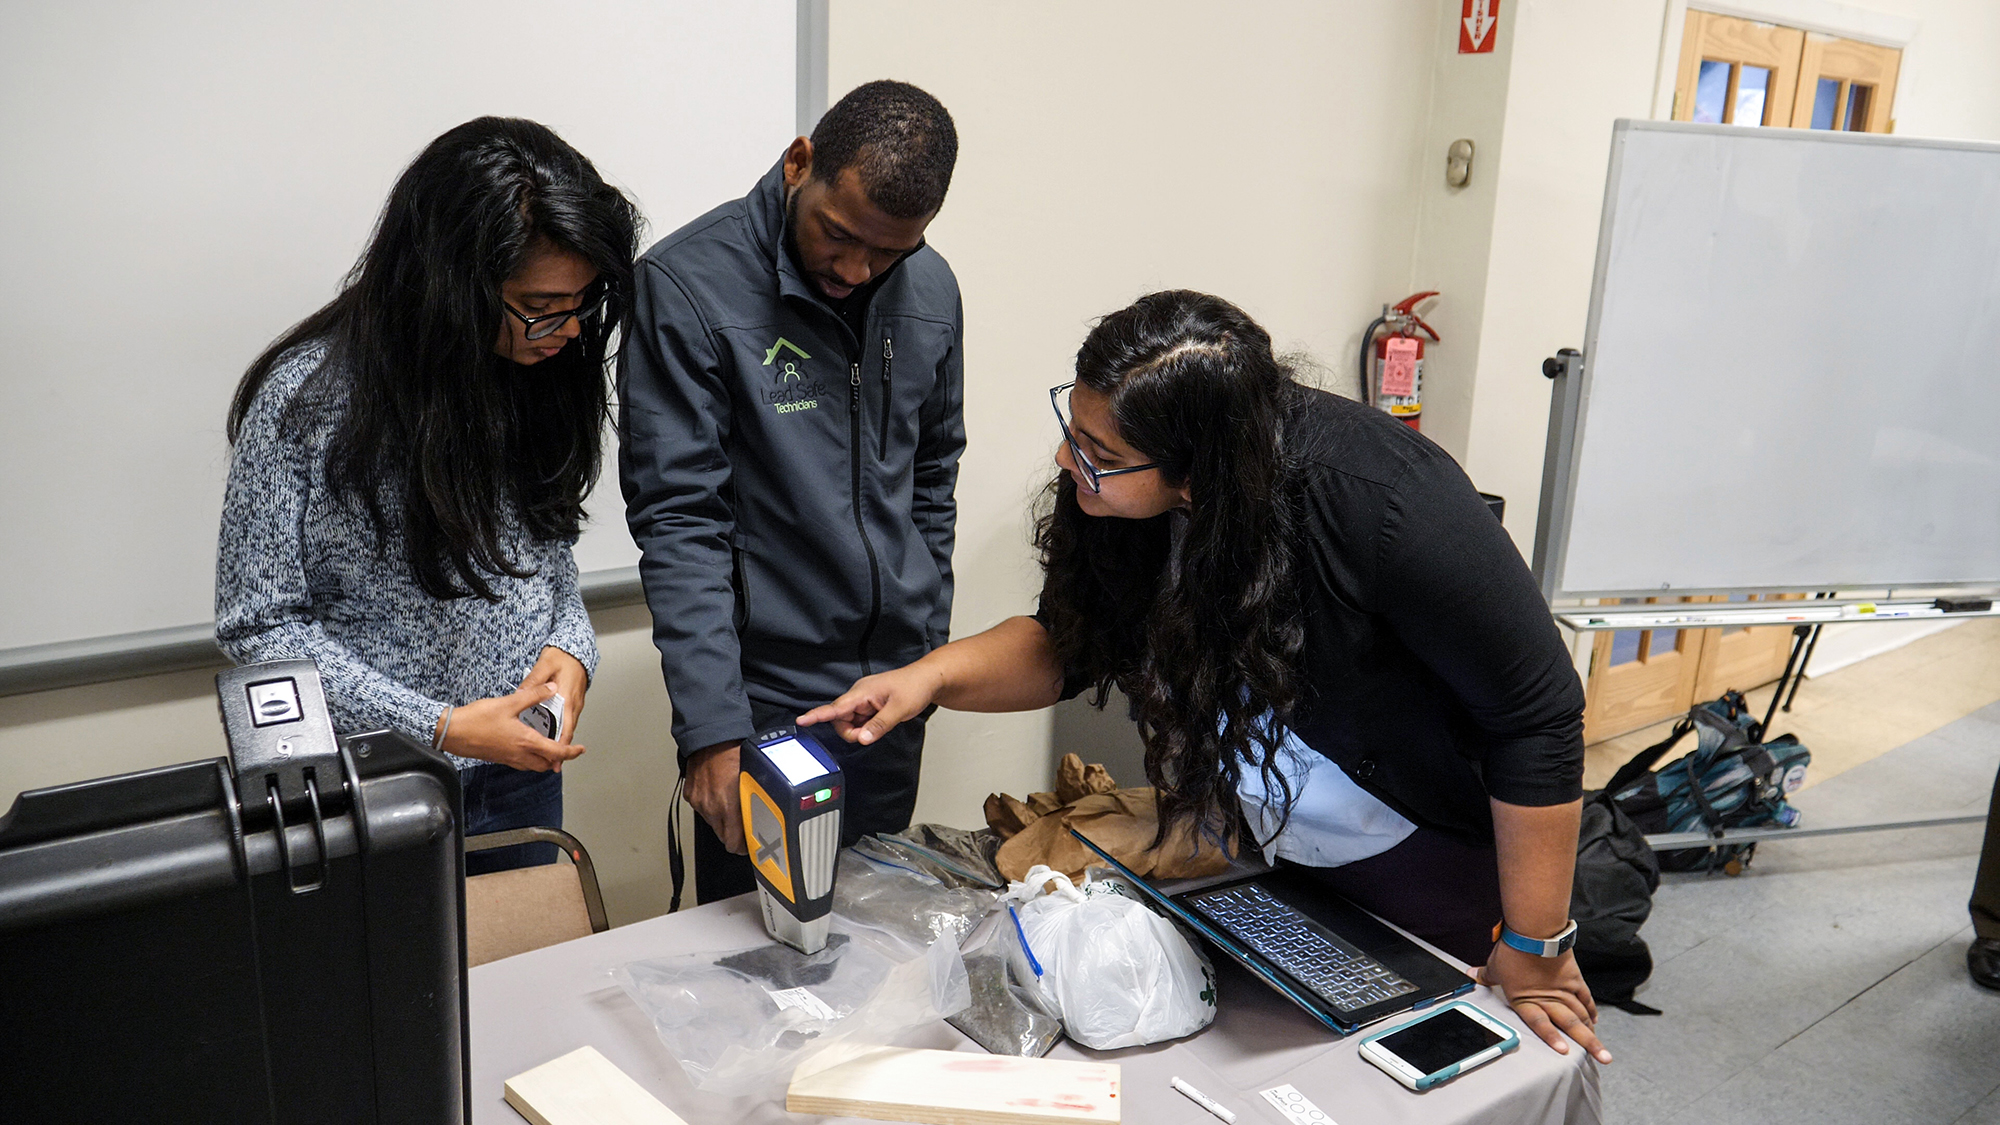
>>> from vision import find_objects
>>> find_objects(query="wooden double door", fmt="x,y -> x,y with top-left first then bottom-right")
1674,10 -> 1900,133
1582,595 -> 1803,743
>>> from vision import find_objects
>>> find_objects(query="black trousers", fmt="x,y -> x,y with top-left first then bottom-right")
692,705 -> 927,905
1282,825 -> 1504,967
1971,765 -> 2000,941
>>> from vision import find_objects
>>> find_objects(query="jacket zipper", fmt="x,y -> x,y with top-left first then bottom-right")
879,334 -> 894,460
849,359 -> 882,672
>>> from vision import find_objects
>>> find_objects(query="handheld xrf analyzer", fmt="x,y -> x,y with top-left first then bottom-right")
739,727 -> 844,954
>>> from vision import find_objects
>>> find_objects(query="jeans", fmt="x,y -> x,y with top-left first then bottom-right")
460,762 -> 564,875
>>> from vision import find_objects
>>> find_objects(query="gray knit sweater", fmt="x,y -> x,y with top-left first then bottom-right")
215,344 -> 600,767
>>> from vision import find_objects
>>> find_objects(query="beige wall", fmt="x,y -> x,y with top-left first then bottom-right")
1460,0 -> 1671,553
7,0 -> 2000,927
826,0 -> 1453,826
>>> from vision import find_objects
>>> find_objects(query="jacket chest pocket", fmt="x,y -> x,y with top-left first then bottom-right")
869,318 -> 947,465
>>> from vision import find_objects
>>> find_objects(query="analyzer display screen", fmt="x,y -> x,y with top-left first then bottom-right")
759,737 -> 831,787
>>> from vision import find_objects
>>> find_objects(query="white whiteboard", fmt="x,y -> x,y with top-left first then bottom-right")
1537,120 -> 2000,600
0,0 -> 795,651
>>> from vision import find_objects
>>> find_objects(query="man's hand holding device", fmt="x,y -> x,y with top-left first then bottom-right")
687,741 -> 748,854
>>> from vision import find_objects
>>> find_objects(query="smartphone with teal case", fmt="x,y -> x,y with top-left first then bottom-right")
1358,1000 -> 1518,1091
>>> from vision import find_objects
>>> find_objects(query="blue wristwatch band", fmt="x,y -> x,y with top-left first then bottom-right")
1499,919 -> 1579,958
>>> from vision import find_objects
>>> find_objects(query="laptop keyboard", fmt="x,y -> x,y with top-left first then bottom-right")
1188,883 -> 1418,1010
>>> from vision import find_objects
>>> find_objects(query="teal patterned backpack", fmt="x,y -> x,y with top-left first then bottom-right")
1604,690 -> 1811,873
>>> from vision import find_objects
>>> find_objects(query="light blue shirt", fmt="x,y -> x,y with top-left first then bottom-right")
1237,724 -> 1415,868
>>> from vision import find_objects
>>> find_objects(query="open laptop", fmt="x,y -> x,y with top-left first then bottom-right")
1071,828 -> 1475,1035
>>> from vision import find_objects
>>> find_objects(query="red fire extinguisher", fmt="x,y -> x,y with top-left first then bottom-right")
1361,291 -> 1440,430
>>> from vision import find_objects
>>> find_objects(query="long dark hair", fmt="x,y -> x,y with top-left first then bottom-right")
1035,290 -> 1307,846
227,116 -> 640,600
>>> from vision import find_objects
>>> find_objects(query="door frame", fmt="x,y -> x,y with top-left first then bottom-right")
1650,1 -> 1915,121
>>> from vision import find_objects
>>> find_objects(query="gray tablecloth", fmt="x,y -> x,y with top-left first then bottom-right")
468,894 -> 1601,1125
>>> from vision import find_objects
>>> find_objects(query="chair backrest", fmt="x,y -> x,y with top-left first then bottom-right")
464,826 -> 609,966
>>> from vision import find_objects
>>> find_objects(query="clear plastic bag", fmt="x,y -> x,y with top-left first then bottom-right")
875,823 -> 1007,889
613,917 -> 970,1096
946,904 -> 1064,1057
834,846 -> 997,949
1002,865 -> 1218,1050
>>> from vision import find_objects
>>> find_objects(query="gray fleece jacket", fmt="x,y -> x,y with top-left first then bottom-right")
618,159 -> 965,761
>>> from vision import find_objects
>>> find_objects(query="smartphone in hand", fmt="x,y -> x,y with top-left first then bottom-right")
518,693 -> 565,741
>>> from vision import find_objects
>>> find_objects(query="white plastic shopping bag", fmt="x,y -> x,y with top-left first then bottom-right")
1000,865 -> 1217,1049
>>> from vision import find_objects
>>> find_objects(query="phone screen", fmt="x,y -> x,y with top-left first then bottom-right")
1376,1008 -> 1505,1075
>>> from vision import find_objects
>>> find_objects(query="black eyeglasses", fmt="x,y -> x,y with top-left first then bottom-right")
504,288 -> 611,341
1050,382 -> 1159,494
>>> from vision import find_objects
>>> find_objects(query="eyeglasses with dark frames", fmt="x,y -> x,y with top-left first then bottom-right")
505,286 -> 611,341
1049,382 -> 1160,494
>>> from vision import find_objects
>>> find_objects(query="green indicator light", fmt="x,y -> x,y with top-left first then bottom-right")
814,788 -> 833,803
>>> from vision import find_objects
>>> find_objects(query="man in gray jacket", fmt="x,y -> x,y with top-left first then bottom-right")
619,81 -> 964,903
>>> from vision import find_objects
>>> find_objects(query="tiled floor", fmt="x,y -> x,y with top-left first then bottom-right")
1584,618 -> 2000,792
1596,697 -> 2000,1124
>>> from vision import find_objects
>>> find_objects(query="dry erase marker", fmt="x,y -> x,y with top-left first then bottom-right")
1172,1077 -> 1236,1123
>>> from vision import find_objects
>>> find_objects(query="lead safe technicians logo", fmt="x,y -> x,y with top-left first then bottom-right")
762,337 -> 830,415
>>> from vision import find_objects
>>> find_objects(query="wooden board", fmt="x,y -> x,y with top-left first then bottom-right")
786,1047 -> 1121,1124
503,1046 -> 689,1125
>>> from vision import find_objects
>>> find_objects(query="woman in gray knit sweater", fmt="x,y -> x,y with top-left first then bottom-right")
216,118 -> 640,871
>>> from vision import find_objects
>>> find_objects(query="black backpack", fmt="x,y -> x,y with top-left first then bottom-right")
1570,789 -> 1662,1014
1605,690 -> 1811,874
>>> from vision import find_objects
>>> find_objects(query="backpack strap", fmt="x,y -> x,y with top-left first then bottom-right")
1605,718 -> 1694,796
1681,747 -> 1729,837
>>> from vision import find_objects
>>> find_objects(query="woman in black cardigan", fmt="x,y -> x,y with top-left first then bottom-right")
803,289 -> 1609,1064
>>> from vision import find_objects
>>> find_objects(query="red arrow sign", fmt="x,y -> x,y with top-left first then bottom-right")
1459,0 -> 1498,53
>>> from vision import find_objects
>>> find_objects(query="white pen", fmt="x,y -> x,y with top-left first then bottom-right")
1172,1076 -> 1236,1124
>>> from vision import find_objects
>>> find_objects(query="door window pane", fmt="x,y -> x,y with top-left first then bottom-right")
1723,592 -> 1750,634
1693,59 -> 1731,124
1734,65 -> 1771,125
1609,630 -> 1643,666
1845,83 -> 1873,131
1810,77 -> 1840,129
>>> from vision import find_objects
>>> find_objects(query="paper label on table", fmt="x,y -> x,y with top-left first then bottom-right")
1380,337 -> 1419,397
1262,1083 -> 1338,1125
767,986 -> 839,1021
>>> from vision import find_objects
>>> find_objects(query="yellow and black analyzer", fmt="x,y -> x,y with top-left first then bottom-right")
739,726 -> 844,953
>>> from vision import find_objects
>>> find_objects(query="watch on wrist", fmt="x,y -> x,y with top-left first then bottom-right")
1499,919 -> 1579,958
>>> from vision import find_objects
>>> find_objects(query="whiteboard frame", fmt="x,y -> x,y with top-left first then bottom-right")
1532,118 -> 2000,604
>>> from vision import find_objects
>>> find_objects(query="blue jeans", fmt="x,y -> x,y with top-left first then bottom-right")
460,763 -> 563,875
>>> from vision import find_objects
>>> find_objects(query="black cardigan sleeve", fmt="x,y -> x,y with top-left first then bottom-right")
1357,451 -> 1586,807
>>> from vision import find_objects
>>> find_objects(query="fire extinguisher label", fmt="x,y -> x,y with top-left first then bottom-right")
1380,337 -> 1420,397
